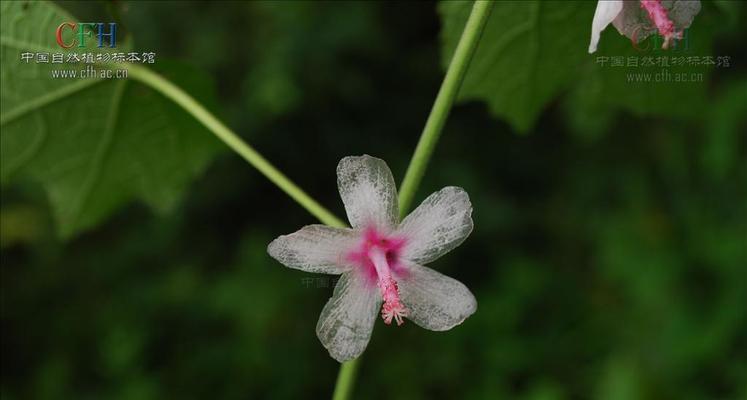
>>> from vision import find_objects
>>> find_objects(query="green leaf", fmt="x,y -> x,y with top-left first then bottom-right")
439,1 -> 717,133
439,0 -> 595,133
0,1 -> 222,238
575,18 -> 714,120
702,80 -> 747,180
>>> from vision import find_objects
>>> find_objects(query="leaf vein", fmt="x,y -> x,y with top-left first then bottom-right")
1,78 -> 104,125
65,80 -> 128,230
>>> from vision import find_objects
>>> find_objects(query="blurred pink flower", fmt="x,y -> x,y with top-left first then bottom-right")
588,0 -> 701,53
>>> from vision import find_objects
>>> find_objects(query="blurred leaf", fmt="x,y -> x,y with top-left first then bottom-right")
579,18 -> 714,120
0,1 -> 222,238
561,71 -> 616,143
702,79 -> 747,180
711,0 -> 741,28
439,1 -> 594,132
240,1 -> 380,128
0,204 -> 45,247
594,356 -> 643,400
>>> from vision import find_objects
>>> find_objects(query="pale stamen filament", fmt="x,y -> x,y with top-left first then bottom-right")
368,246 -> 408,325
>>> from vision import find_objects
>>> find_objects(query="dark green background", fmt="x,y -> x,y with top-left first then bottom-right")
2,1 -> 745,399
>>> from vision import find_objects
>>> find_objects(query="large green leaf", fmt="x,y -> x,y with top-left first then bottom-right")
439,0 -> 715,133
439,1 -> 594,132
1,1 -> 222,238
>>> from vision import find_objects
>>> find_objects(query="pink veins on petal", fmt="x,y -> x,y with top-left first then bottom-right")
640,0 -> 679,47
346,226 -> 409,325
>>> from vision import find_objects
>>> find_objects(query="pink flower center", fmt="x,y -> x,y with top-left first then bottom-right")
346,227 -> 408,326
640,0 -> 680,49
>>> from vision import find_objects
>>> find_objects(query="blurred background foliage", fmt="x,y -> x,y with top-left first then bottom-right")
1,1 -> 746,399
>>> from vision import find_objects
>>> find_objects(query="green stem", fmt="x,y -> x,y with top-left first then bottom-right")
333,1 -> 493,399
126,63 -> 346,229
398,0 -> 493,215
331,357 -> 359,400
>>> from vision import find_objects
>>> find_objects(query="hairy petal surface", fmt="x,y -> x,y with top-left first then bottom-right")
398,263 -> 477,331
337,155 -> 399,230
612,0 -> 701,44
316,272 -> 382,362
267,225 -> 357,274
589,0 -> 623,53
397,186 -> 473,264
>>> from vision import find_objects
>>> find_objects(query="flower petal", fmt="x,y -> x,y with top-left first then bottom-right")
316,272 -> 381,362
396,186 -> 473,265
664,0 -> 701,31
398,263 -> 476,331
612,0 -> 659,43
612,0 -> 700,45
267,225 -> 358,274
337,155 -> 399,230
588,0 -> 623,53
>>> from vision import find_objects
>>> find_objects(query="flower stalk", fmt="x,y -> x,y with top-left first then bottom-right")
398,0 -> 494,215
126,63 -> 347,229
335,1 -> 493,399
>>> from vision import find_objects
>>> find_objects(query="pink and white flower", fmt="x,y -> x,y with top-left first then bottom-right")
268,155 -> 477,362
588,0 -> 701,53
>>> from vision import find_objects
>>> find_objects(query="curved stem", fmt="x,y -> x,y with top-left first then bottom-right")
398,0 -> 493,215
334,1 -> 493,399
126,63 -> 346,228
